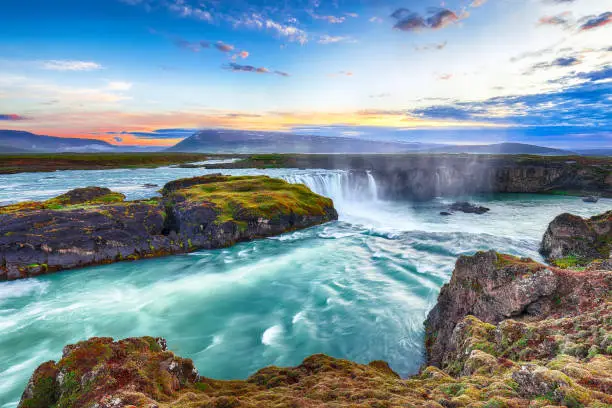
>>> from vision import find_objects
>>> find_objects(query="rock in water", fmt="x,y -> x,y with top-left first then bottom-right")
540,211 -> 611,268
448,201 -> 490,214
0,175 -> 338,280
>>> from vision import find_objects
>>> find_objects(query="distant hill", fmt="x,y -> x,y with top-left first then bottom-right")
425,142 -> 573,155
0,130 -> 165,153
166,129 -> 437,153
575,149 -> 612,157
0,130 -> 115,153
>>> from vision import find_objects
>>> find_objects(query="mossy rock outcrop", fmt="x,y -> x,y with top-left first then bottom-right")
541,211 -> 612,268
0,175 -> 338,280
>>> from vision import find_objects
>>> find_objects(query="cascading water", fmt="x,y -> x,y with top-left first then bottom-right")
282,170 -> 380,205
366,171 -> 378,201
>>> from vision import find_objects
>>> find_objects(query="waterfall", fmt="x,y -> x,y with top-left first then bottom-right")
281,170 -> 379,205
366,171 -> 378,201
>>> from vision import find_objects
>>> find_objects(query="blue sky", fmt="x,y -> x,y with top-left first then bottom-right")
0,0 -> 610,148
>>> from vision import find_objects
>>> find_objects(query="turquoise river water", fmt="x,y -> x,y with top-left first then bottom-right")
0,165 -> 610,407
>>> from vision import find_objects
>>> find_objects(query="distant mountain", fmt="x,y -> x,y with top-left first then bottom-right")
575,149 -> 612,156
0,130 -> 165,153
425,142 -> 573,155
0,130 -> 116,153
166,129 -> 438,153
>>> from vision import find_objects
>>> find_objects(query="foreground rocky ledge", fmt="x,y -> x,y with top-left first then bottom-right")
19,211 -> 611,408
0,175 -> 338,281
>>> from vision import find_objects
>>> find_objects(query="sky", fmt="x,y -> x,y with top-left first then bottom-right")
0,0 -> 610,148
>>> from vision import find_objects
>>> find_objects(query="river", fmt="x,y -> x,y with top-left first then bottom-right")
0,165 -> 609,407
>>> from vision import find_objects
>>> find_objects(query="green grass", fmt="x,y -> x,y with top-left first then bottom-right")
167,175 -> 334,224
0,153 -> 214,174
552,255 -> 585,269
0,191 -> 126,215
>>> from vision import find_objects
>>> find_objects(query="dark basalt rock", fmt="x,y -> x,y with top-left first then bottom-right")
448,201 -> 490,214
541,211 -> 612,267
0,175 -> 338,280
54,186 -> 122,205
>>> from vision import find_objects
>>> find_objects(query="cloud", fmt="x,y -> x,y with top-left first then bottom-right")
438,73 -> 453,80
99,128 -> 197,139
538,12 -> 572,27
369,16 -> 383,23
415,41 -> 448,51
409,66 -> 612,127
41,60 -> 102,71
224,63 -> 289,77
231,50 -> 250,60
310,12 -> 346,24
369,93 -> 391,98
214,41 -> 234,52
172,37 -> 202,52
579,12 -> 612,31
528,56 -> 582,73
0,114 -> 27,121
328,71 -> 354,77
107,81 -> 133,91
391,7 -> 462,32
318,35 -> 353,44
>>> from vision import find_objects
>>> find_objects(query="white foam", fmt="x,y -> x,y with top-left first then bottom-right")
292,311 -> 305,324
262,324 -> 283,346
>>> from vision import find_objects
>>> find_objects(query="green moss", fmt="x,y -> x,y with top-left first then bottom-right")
0,191 -> 126,215
483,399 -> 507,408
439,383 -> 466,397
553,255 -> 583,269
167,176 -> 333,225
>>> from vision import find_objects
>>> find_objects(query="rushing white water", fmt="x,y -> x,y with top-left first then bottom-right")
0,166 -> 610,408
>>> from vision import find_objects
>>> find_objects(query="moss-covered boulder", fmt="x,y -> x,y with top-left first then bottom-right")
541,211 -> 612,268
0,175 -> 337,280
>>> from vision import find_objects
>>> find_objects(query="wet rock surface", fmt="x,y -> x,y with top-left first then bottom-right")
0,175 -> 338,281
448,201 -> 490,214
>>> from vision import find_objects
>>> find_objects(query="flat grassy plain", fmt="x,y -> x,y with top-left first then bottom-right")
0,153 -> 215,174
2,152 -> 611,174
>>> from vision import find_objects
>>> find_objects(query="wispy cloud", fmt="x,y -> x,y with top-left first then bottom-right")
107,81 -> 133,91
529,56 -> 581,73
579,12 -> 612,31
318,35 -> 353,44
0,114 -> 27,121
391,7 -> 465,32
41,60 -> 102,71
415,41 -> 448,51
214,41 -> 234,52
538,12 -> 572,28
224,63 -> 289,77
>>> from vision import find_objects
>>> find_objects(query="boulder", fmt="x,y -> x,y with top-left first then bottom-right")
541,211 -> 612,267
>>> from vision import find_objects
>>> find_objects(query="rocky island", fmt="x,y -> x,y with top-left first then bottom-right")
0,175 -> 338,281
18,210 -> 611,407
